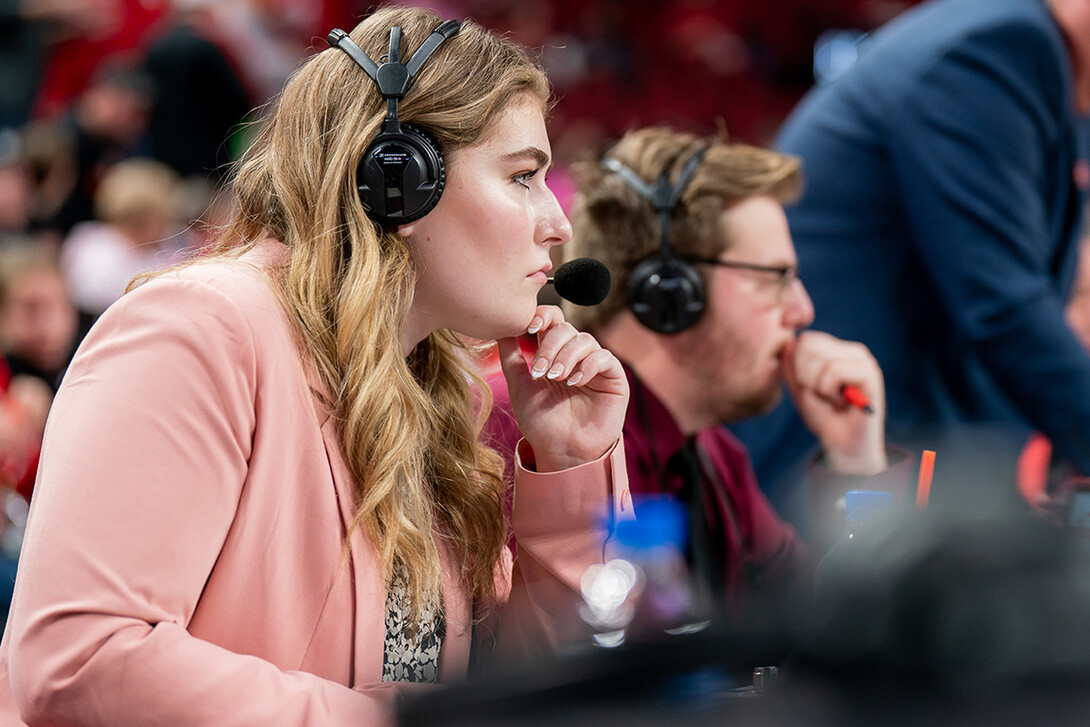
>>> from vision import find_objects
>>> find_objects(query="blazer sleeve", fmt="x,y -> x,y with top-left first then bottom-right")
5,275 -> 402,726
886,20 -> 1090,472
487,438 -> 631,659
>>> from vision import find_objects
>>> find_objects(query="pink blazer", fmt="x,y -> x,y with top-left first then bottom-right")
0,240 -> 629,726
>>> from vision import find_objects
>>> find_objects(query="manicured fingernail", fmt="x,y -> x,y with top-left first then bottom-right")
527,317 -> 543,334
531,359 -> 548,379
566,371 -> 584,386
546,363 -> 564,380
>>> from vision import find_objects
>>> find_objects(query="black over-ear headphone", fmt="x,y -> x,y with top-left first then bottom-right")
327,20 -> 461,226
602,147 -> 707,334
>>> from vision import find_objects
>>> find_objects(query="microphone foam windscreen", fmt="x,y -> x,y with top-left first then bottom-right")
552,258 -> 611,306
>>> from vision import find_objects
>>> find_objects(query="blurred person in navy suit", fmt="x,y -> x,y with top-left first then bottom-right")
732,0 -> 1090,527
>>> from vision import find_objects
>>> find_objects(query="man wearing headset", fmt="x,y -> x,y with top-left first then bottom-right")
487,126 -> 911,623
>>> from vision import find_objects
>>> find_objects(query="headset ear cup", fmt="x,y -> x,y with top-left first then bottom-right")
627,256 -> 706,334
357,123 -> 446,225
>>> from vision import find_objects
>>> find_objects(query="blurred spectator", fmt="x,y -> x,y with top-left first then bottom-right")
0,130 -> 33,245
0,0 -> 132,128
0,240 -> 73,502
35,61 -> 154,236
0,239 -> 78,628
140,0 -> 374,184
0,239 -> 85,397
169,0 -> 321,102
61,157 -> 185,317
18,122 -> 74,248
31,0 -> 166,122
142,1 -> 256,182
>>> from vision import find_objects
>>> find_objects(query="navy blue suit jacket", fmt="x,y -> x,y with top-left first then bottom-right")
732,0 -> 1090,521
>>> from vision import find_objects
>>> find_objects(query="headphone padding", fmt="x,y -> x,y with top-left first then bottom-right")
626,256 -> 706,334
357,123 -> 446,225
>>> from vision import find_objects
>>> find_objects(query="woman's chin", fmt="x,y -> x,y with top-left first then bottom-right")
451,301 -> 540,341
452,318 -> 533,343
493,309 -> 540,340
494,321 -> 535,340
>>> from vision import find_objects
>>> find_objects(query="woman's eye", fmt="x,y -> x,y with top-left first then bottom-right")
514,169 -> 539,189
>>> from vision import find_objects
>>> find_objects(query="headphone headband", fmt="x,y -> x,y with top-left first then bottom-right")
326,19 -> 463,226
602,146 -> 709,334
601,147 -> 706,259
326,28 -> 379,78
327,21 -> 462,99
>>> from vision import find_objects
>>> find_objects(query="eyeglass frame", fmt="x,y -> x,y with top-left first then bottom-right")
684,256 -> 801,300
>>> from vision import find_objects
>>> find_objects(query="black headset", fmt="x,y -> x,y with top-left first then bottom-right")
601,147 -> 707,334
327,20 -> 461,226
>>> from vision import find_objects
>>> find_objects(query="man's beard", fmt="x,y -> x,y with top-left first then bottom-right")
720,380 -> 784,424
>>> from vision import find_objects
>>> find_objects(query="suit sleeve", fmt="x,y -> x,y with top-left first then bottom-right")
5,276 -> 401,726
488,438 -> 631,658
886,20 -> 1090,472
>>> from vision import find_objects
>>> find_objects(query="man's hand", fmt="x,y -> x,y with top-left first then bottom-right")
783,330 -> 887,475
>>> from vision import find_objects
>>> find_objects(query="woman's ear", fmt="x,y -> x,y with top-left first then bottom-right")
397,222 -> 417,238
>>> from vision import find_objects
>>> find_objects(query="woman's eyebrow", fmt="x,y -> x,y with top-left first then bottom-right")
501,146 -> 552,170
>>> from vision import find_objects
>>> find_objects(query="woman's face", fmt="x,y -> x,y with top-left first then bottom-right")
399,96 -> 571,349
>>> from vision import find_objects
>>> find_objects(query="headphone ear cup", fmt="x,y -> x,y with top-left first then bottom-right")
626,256 -> 706,334
357,123 -> 446,225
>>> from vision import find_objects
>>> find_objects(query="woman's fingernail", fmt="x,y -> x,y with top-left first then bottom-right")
566,371 -> 584,386
547,363 -> 564,380
531,359 -> 548,379
527,317 -> 543,334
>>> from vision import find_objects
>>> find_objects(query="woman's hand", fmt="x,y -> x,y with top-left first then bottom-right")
497,306 -> 629,472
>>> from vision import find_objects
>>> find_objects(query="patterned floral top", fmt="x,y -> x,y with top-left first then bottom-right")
381,563 -> 445,683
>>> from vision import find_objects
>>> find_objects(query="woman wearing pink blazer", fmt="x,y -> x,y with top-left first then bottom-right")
0,7 -> 631,725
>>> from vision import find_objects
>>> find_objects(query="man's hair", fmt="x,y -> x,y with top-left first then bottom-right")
567,126 -> 803,331
94,158 -> 180,227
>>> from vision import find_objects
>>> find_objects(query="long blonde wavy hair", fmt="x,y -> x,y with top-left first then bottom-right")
205,6 -> 551,617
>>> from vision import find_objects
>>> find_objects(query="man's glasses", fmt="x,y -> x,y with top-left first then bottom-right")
686,256 -> 800,302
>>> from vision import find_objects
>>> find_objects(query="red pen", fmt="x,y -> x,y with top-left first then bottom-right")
840,384 -> 874,414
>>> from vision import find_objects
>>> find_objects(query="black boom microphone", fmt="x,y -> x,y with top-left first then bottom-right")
547,258 -> 611,306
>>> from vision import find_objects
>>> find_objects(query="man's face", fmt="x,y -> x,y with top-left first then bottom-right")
2,269 -> 78,372
678,195 -> 814,423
